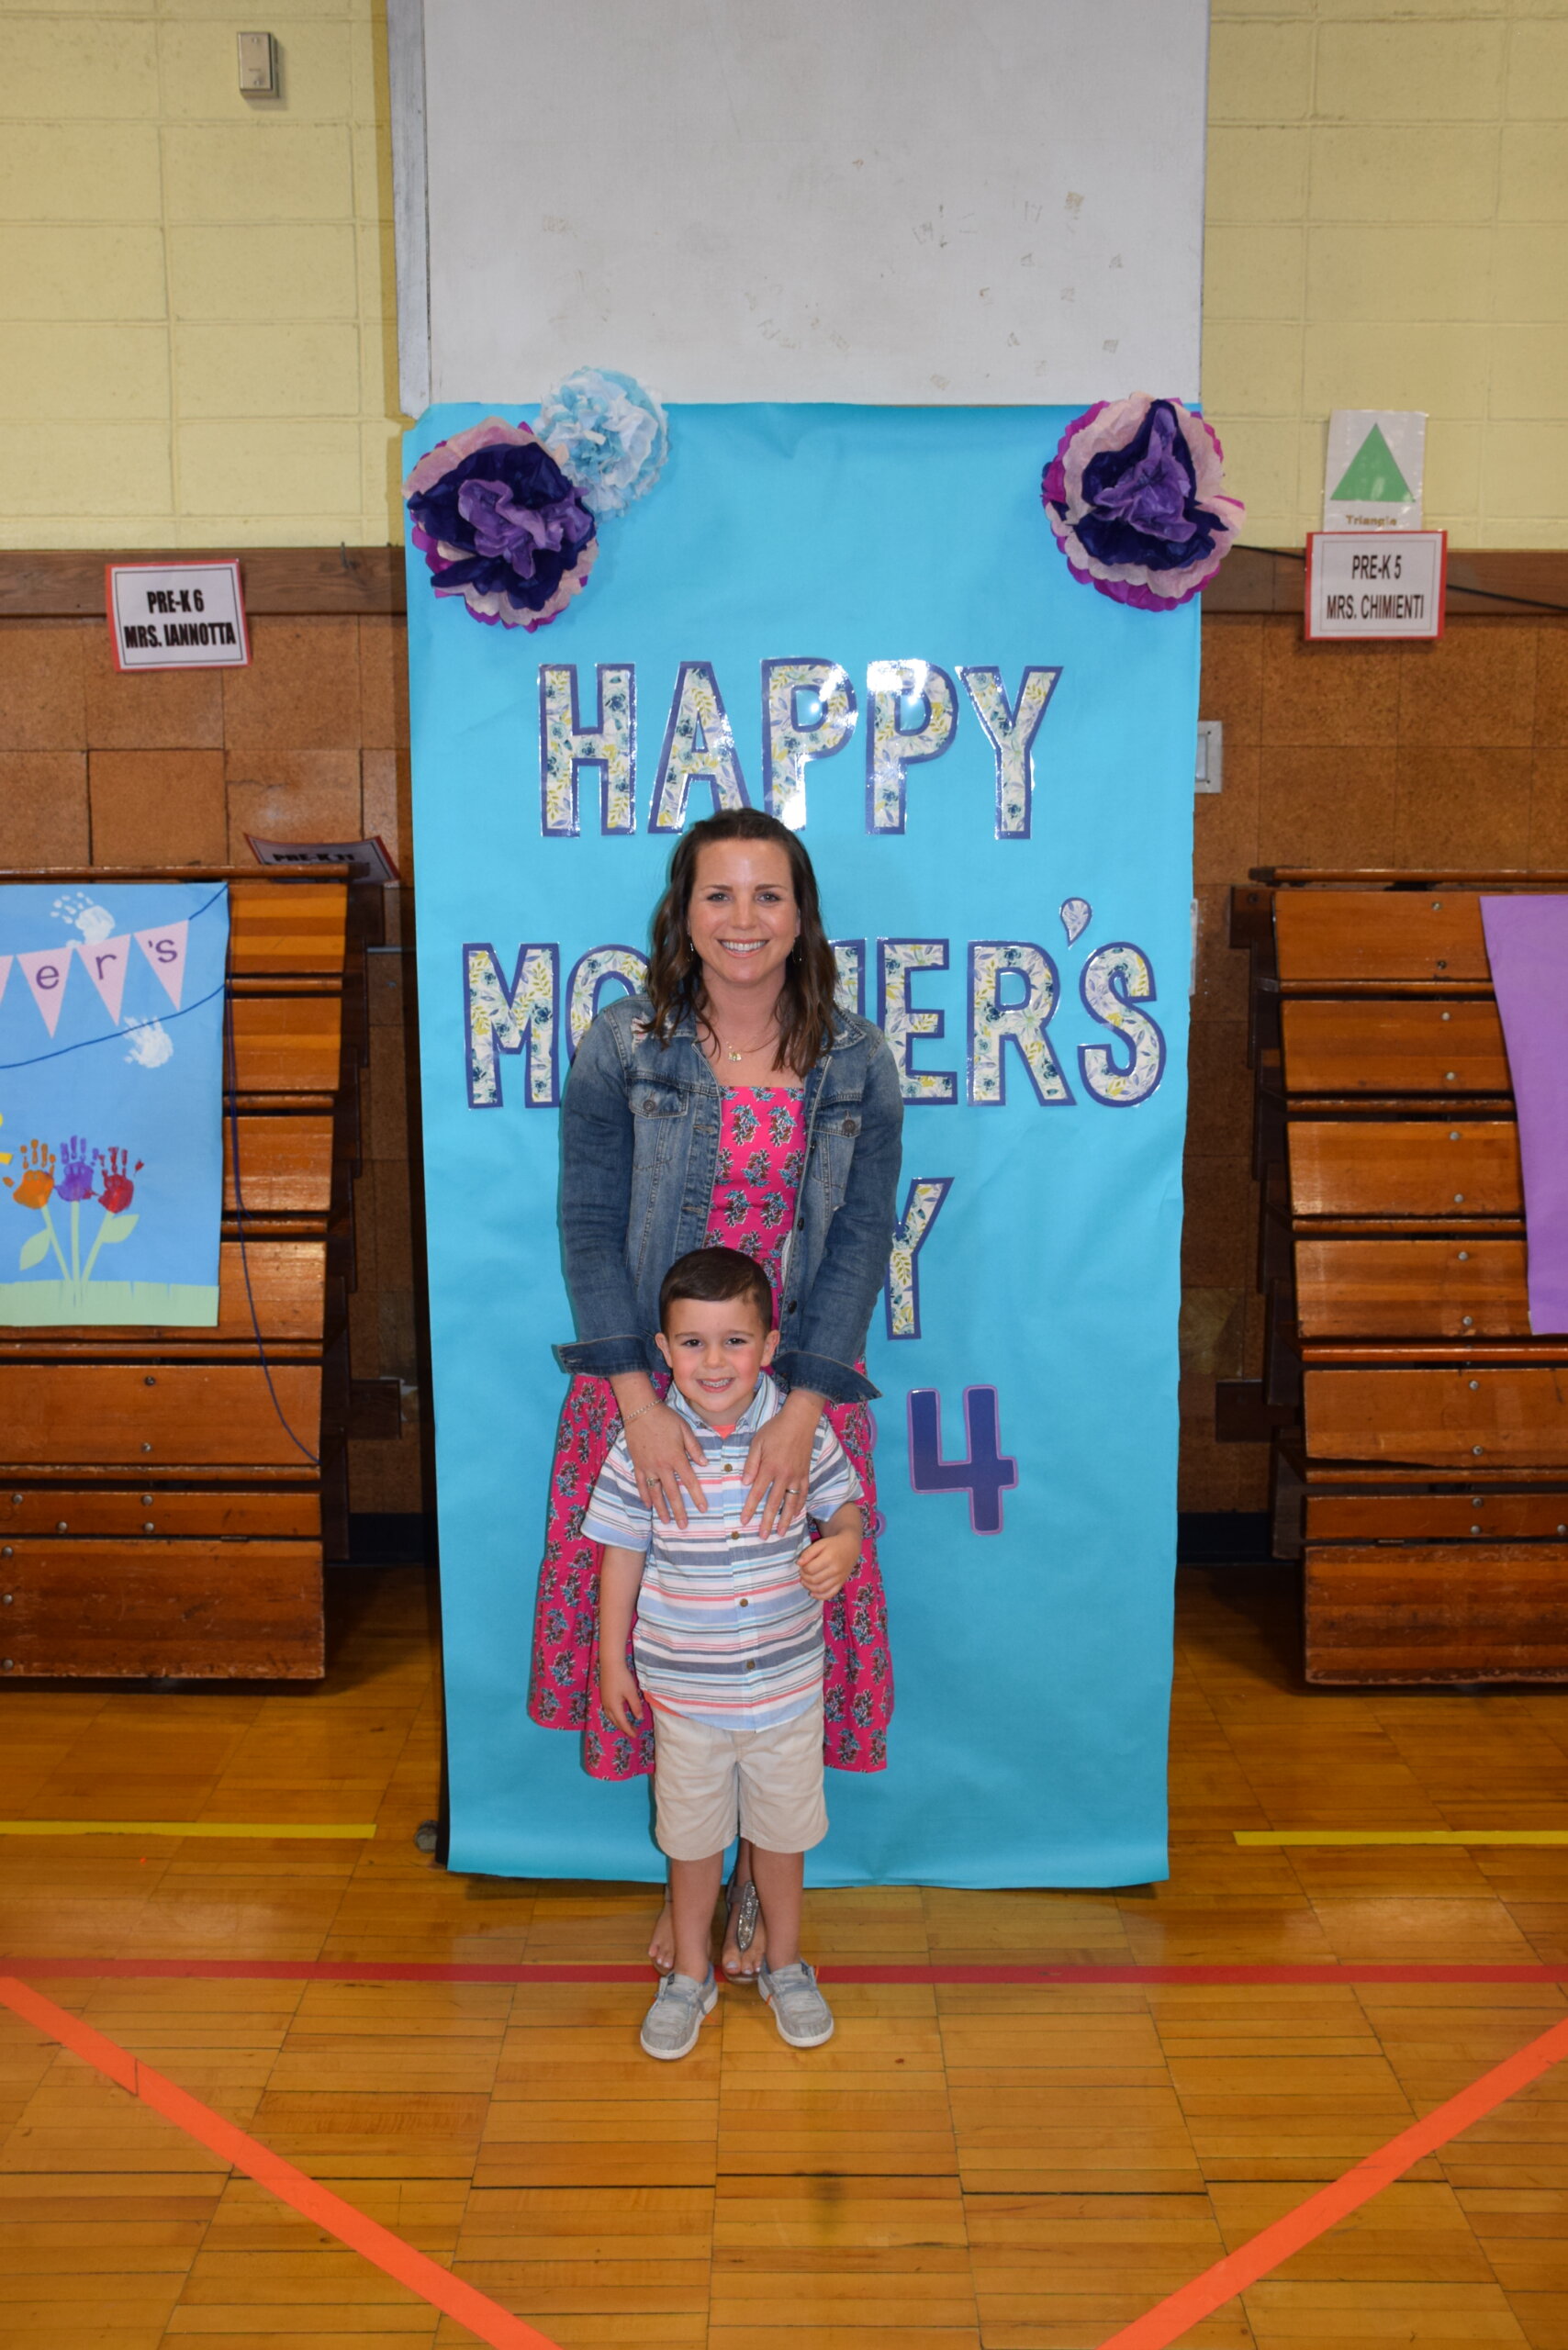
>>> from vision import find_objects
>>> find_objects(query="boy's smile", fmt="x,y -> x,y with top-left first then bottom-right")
655,1294 -> 778,1426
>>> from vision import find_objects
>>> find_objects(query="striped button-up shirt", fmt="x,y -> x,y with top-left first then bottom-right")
581,1371 -> 861,1732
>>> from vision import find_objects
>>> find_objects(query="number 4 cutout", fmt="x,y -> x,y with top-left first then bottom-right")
906,1385 -> 1017,1536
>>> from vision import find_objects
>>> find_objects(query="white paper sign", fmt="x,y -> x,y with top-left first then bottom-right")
1323,409 -> 1426,531
419,0 -> 1209,406
107,559 -> 250,671
1306,531 -> 1447,642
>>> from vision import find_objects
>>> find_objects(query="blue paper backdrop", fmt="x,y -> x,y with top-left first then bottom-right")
406,404 -> 1195,1887
0,881 -> 229,1326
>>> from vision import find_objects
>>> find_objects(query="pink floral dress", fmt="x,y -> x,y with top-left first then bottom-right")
529,1085 -> 893,1781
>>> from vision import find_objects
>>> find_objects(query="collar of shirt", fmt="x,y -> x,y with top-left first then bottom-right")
665,1368 -> 779,1451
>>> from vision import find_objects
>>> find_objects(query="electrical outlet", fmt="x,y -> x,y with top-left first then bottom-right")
238,31 -> 278,96
1196,719 -> 1223,794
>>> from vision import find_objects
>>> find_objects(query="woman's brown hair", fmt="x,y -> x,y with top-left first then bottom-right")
644,809 -> 841,1077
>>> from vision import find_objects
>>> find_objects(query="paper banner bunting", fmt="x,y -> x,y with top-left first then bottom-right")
74,934 -> 129,1024
16,946 -> 73,1037
1,920 -> 192,1034
135,921 -> 187,1010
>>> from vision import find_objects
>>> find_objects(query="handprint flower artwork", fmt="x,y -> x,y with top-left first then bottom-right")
5,1136 -> 144,1298
0,883 -> 229,1326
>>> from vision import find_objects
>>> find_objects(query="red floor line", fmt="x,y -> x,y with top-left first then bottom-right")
0,1975 -> 565,2350
5,1955 -> 1568,1985
7,1960 -> 1566,2350
1096,2009 -> 1568,2350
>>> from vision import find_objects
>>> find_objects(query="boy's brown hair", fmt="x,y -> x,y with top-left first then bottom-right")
658,1245 -> 773,1334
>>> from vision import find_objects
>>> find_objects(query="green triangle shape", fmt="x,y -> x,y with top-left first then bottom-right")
1331,422 -> 1412,504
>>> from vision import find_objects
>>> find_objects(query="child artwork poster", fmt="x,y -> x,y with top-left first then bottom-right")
0,882 -> 230,1326
406,405 -> 1196,1888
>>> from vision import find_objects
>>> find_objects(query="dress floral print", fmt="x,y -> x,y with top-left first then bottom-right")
530,1085 -> 893,1780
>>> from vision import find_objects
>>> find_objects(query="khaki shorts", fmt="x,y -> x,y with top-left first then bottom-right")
651,1694 -> 827,1861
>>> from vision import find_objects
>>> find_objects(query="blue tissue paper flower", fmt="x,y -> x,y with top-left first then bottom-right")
536,368 -> 669,517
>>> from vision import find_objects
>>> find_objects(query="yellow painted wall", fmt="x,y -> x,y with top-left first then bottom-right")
1,3 -> 1562,551
0,0 -> 400,549
1207,0 -> 1568,550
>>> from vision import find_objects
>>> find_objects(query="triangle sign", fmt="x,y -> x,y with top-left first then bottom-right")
74,934 -> 130,1023
16,946 -> 73,1037
1332,423 -> 1413,506
135,920 -> 187,1010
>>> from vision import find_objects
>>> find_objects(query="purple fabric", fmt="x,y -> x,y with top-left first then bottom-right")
454,476 -> 584,573
1481,896 -> 1568,1333
1090,403 -> 1193,541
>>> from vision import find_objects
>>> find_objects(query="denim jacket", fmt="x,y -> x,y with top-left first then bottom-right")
554,993 -> 903,1404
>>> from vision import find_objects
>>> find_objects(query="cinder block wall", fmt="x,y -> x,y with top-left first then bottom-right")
3,4 -> 1563,554
0,0 -> 399,549
1206,0 -> 1568,548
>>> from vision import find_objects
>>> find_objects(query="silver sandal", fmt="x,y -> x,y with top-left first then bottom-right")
725,1875 -> 761,1975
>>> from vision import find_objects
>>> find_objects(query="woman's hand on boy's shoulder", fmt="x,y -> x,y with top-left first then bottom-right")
623,1398 -> 708,1526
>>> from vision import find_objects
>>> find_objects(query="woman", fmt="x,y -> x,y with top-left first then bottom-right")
529,806 -> 902,1976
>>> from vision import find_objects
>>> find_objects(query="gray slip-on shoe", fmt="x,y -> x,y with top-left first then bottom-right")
640,1967 -> 718,2061
758,1958 -> 834,2048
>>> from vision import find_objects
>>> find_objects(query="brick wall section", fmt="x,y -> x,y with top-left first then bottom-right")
6,608 -> 1560,1521
0,609 -> 421,1515
1186,609 -> 1568,1512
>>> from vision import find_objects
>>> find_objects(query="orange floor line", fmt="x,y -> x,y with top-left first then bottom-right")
1097,2008 -> 1568,2349
0,1975 -> 564,2350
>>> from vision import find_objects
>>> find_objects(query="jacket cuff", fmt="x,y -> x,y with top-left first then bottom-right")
553,1334 -> 655,1379
773,1348 -> 881,1407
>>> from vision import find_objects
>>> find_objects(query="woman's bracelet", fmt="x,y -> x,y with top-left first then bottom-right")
621,1398 -> 659,1428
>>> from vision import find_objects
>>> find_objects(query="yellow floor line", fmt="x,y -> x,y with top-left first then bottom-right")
1236,1829 -> 1568,1847
0,1820 -> 377,1839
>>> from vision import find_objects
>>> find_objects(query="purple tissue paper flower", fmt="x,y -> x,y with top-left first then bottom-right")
403,417 -> 597,631
1042,395 -> 1244,611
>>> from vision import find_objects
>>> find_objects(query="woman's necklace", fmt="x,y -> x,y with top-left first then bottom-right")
711,1015 -> 779,1065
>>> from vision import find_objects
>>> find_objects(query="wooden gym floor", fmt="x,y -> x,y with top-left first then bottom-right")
6,1566 -> 1568,2349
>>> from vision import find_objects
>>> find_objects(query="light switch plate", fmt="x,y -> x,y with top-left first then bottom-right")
1196,719 -> 1223,794
238,31 -> 278,96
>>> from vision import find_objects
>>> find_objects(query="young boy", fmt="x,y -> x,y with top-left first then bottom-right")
583,1244 -> 865,2060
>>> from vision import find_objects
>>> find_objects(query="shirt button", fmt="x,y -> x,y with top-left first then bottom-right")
729,1530 -> 742,1541
745,1660 -> 756,1672
739,1597 -> 749,1608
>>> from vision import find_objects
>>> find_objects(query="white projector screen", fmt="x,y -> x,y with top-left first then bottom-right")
412,0 -> 1209,407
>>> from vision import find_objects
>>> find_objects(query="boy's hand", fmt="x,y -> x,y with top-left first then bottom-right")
599,1656 -> 644,1734
798,1530 -> 858,1602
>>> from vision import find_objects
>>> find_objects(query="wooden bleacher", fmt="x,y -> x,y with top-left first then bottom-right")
1233,869 -> 1568,1684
